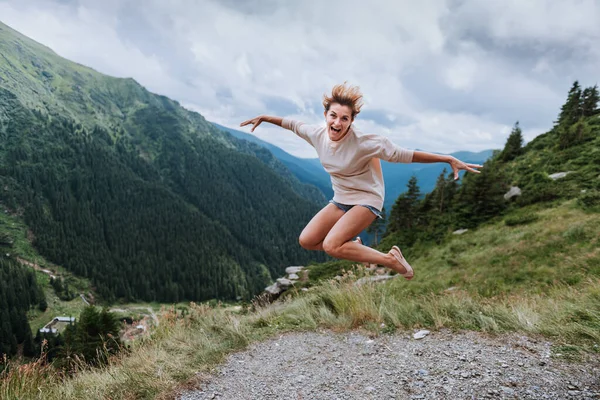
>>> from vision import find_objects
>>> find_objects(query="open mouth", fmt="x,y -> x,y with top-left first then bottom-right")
330,126 -> 341,133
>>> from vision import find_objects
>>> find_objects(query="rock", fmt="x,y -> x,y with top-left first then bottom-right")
301,288 -> 308,292
288,273 -> 299,280
276,278 -> 293,288
504,186 -> 522,200
364,386 -> 376,394
453,228 -> 469,235
413,330 -> 430,340
285,266 -> 304,274
500,386 -> 515,395
264,283 -> 282,295
548,171 -> 573,180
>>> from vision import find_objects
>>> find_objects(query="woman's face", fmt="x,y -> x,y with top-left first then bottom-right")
324,103 -> 353,141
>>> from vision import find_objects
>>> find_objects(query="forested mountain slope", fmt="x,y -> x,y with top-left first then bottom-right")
0,21 -> 327,305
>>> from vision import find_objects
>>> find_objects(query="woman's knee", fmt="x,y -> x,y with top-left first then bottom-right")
299,234 -> 319,250
322,238 -> 342,257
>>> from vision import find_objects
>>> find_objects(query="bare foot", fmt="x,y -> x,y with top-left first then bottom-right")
387,246 -> 414,280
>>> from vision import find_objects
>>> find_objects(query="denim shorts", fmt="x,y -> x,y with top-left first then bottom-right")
329,199 -> 383,219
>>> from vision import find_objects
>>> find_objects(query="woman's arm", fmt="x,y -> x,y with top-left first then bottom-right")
241,116 -> 315,145
240,115 -> 283,132
412,151 -> 483,180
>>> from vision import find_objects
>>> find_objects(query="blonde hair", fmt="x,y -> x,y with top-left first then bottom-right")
323,82 -> 364,118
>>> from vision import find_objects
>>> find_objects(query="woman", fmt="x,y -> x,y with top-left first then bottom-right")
240,83 -> 482,279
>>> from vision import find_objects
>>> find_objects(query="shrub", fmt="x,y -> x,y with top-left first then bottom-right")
577,190 -> 600,210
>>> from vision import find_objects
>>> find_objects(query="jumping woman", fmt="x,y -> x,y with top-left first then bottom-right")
241,83 -> 482,280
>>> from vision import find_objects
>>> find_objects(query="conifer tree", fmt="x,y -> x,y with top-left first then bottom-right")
62,306 -> 121,367
386,176 -> 422,246
582,85 -> 600,117
499,122 -> 524,162
556,81 -> 582,127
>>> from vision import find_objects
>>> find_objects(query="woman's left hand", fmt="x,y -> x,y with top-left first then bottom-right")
449,157 -> 483,180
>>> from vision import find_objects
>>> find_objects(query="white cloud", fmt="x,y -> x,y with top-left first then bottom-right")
458,0 -> 600,45
0,0 -> 598,158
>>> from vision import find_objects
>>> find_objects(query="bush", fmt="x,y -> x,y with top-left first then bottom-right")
577,190 -> 600,210
0,232 -> 13,247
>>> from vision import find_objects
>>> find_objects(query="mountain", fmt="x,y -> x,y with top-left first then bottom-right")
212,123 -> 333,199
0,21 -> 327,304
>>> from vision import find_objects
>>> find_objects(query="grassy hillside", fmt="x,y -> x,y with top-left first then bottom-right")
2,198 -> 598,399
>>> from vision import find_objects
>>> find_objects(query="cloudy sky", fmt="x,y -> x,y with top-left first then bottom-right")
1,0 -> 599,158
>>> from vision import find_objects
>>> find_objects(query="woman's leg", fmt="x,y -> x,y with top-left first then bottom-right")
322,206 -> 413,276
298,203 -> 345,251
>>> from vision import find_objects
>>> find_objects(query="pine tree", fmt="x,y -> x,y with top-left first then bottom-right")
386,176 -> 422,246
38,296 -> 48,312
60,306 -> 121,366
453,159 -> 507,228
499,122 -> 524,162
582,85 -> 600,117
431,168 -> 457,213
556,81 -> 582,127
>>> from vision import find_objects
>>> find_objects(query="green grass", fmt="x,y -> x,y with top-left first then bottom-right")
0,208 -> 42,263
27,287 -> 88,332
2,199 -> 599,399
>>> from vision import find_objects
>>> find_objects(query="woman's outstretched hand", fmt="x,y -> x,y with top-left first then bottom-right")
450,157 -> 483,180
240,116 -> 264,132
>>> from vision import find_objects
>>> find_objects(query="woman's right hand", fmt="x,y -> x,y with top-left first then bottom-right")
240,116 -> 264,132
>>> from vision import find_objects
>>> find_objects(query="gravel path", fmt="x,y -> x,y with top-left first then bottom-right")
179,330 -> 600,400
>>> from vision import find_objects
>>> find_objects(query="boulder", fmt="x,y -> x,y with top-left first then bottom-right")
288,273 -> 299,280
504,186 -> 522,200
453,229 -> 468,235
285,266 -> 304,274
413,330 -> 430,339
548,171 -> 573,180
264,283 -> 282,295
276,278 -> 293,288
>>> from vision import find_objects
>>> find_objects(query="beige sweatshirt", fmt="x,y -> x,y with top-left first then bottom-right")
282,118 -> 414,211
